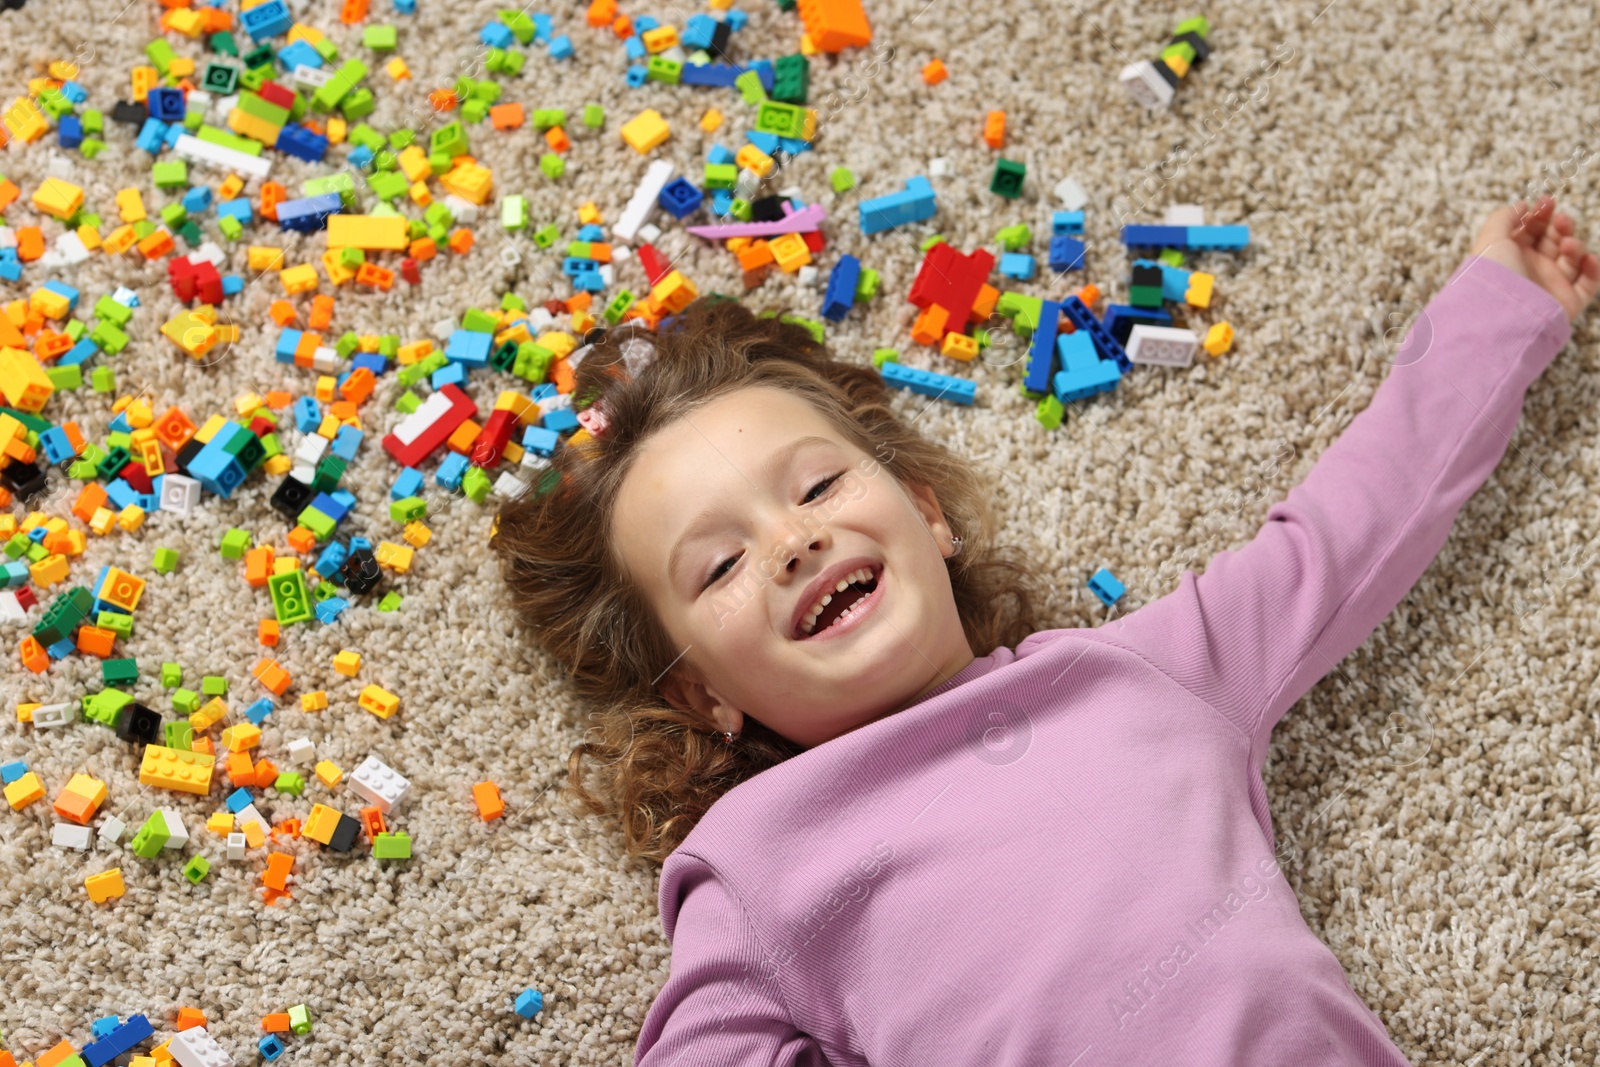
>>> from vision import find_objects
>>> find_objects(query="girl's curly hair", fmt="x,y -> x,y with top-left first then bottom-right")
490,296 -> 1047,865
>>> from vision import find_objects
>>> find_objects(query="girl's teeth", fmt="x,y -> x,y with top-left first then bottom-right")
799,568 -> 875,635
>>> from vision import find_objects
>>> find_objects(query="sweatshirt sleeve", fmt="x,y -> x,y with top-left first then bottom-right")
1100,257 -> 1572,747
635,853 -> 831,1067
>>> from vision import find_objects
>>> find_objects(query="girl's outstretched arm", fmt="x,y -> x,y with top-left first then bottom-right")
1099,199 -> 1591,754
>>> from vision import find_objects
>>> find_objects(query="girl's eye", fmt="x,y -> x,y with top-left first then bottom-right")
804,473 -> 842,503
705,554 -> 739,589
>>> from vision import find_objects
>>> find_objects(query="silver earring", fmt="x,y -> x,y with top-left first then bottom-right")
948,534 -> 964,558
721,730 -> 739,744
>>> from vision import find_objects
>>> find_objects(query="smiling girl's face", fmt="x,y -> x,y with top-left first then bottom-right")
610,385 -> 976,748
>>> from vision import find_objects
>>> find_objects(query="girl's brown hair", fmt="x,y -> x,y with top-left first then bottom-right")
490,296 -> 1047,865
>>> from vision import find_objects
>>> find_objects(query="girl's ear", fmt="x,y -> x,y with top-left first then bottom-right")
904,480 -> 954,549
659,669 -> 745,737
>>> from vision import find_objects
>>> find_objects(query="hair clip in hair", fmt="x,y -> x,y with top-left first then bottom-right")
576,402 -> 611,438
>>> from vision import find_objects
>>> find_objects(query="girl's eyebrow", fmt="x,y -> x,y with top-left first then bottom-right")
665,434 -> 837,584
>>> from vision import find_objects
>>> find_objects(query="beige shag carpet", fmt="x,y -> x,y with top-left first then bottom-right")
2,0 -> 1598,1063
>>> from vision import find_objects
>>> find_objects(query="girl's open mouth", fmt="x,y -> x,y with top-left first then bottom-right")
795,565 -> 884,640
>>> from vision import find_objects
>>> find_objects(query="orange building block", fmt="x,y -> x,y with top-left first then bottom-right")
983,110 -> 1005,149
259,181 -> 286,221
473,781 -> 505,820
15,226 -> 44,261
447,229 -> 474,254
286,526 -> 317,553
259,619 -> 280,646
428,89 -> 457,112
244,545 -> 275,587
252,657 -> 292,696
262,1013 -> 291,1033
76,626 -> 116,657
268,300 -> 297,326
585,0 -> 617,26
796,0 -> 873,52
489,103 -> 524,130
175,1007 -> 206,1030
921,58 -> 947,85
308,294 -> 335,330
263,851 -> 294,891
544,126 -> 570,152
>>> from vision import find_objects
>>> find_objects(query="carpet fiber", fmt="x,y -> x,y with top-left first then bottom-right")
3,0 -> 1598,1063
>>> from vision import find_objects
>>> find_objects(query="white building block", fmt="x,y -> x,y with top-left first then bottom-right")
635,222 -> 662,243
493,471 -> 530,499
227,832 -> 247,861
797,264 -> 819,287
54,823 -> 93,850
929,157 -> 953,178
1164,204 -> 1205,226
159,473 -> 202,516
1126,324 -> 1199,368
169,1024 -> 235,1067
0,591 -> 25,624
613,159 -> 675,243
1053,176 -> 1088,211
287,738 -> 316,765
98,815 -> 126,847
348,755 -> 410,814
32,703 -> 75,729
174,133 -> 272,179
1120,60 -> 1175,109
158,808 -> 189,850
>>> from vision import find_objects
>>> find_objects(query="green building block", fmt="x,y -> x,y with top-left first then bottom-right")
1158,248 -> 1186,268
583,103 -> 604,128
219,528 -> 251,559
363,25 -> 398,50
856,268 -> 880,300
771,53 -> 809,104
202,675 -> 228,697
97,611 -> 133,639
287,1004 -> 312,1034
871,348 -> 899,369
1035,392 -> 1065,430
430,121 -> 468,158
80,137 -> 107,158
373,831 -> 412,859
165,720 -> 194,750
269,570 -> 314,625
377,591 -> 403,612
734,69 -> 767,105
183,855 -> 212,884
996,224 -> 1032,251
919,233 -> 946,252
830,166 -> 855,194
210,30 -> 239,56
991,158 -> 1026,199
130,813 -> 170,858
754,101 -> 808,139
461,465 -> 492,503
531,223 -> 560,249
274,772 -> 305,797
162,662 -> 183,688
539,153 -> 565,180
172,688 -> 200,714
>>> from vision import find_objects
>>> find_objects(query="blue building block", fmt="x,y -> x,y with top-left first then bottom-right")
293,396 -> 321,431
431,360 -> 468,389
514,989 -> 544,1018
435,450 -> 469,489
878,361 -> 975,405
1087,568 -> 1126,607
80,1014 -> 153,1067
260,1035 -> 286,1061
274,329 -> 303,364
1052,210 -> 1085,236
706,143 -> 735,165
1121,224 -> 1187,249
349,352 -> 387,377
0,760 -> 27,785
349,535 -> 373,552
391,466 -> 423,499
541,407 -> 579,435
446,329 -> 492,366
222,274 -> 244,296
316,541 -> 349,579
1184,224 -> 1250,250
625,64 -> 649,88
277,39 -> 323,71
315,596 -> 349,624
1047,235 -> 1085,273
347,144 -> 376,170
1052,330 -> 1121,403
61,81 -> 89,104
1103,304 -> 1171,346
47,636 -> 76,659
91,1016 -> 120,1039
187,442 -> 247,499
309,491 -> 349,523
241,0 -> 292,41
858,176 -> 936,235
181,186 -> 213,214
226,788 -> 255,814
548,34 -> 573,59
999,252 -> 1037,281
624,36 -> 647,62
710,188 -> 734,216
393,0 -> 416,12
136,118 -> 170,154
105,479 -> 138,510
245,697 -> 275,725
521,424 -> 560,457
276,124 -> 329,162
726,9 -> 750,30
481,21 -> 514,48
632,15 -> 658,33
163,124 -> 185,149
274,193 -> 342,233
777,136 -> 813,157
58,113 -> 83,149
820,254 -> 861,322
657,177 -> 704,218
218,198 -> 253,223
530,12 -> 553,40
1062,294 -> 1131,373
1022,300 -> 1063,396
330,425 -> 364,461
1133,258 -> 1192,303
39,426 -> 73,465
331,488 -> 357,513
146,88 -> 186,122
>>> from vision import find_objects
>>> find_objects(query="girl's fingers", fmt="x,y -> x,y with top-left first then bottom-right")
1574,253 -> 1600,308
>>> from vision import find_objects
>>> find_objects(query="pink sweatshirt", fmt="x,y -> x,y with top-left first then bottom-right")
633,259 -> 1573,1066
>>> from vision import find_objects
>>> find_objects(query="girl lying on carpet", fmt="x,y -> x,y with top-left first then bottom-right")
490,195 -> 1598,1065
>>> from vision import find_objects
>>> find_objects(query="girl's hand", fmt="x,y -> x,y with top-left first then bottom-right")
1470,197 -> 1600,324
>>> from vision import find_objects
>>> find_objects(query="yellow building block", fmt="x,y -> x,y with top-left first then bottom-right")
301,690 -> 328,711
649,270 -> 699,315
386,57 -> 410,81
32,178 -> 84,221
768,232 -> 812,272
76,223 -> 103,250
620,108 -> 669,153
640,25 -> 679,51
248,245 -> 286,271
118,504 -> 147,533
30,287 -> 72,320
191,697 -> 228,732
327,215 -> 410,251
374,541 -> 414,574
30,553 -> 69,587
117,187 -> 146,222
332,649 -> 362,676
103,224 -> 139,254
320,249 -> 358,286
1203,321 -> 1235,357
4,771 -> 44,810
220,722 -> 262,752
140,746 -> 216,795
359,684 -> 400,719
207,811 -> 235,835
700,108 -> 723,133
0,345 -> 54,412
735,144 -> 775,178
1184,271 -> 1215,308
217,174 -> 246,200
193,413 -> 227,444
314,760 -> 342,788
100,566 -> 146,611
86,868 -> 126,903
438,162 -> 493,205
64,773 -> 108,807
243,819 -> 267,848
279,264 -> 320,294
397,145 -> 432,182
3,96 -> 49,143
161,311 -> 220,359
941,331 -> 979,361
228,107 -> 283,146
304,803 -> 341,844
